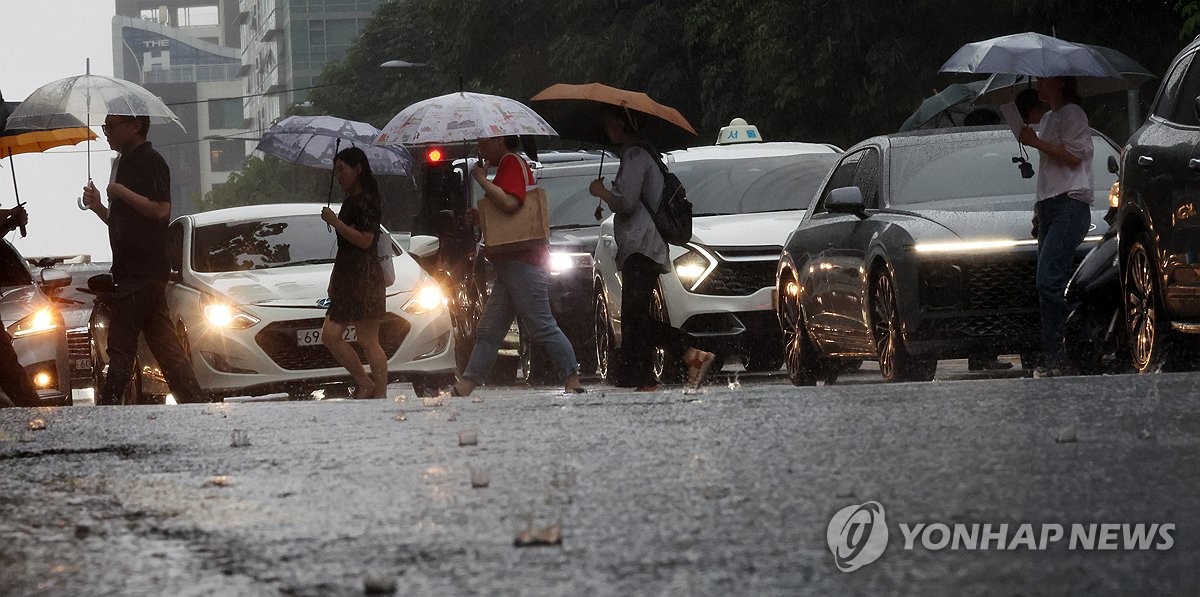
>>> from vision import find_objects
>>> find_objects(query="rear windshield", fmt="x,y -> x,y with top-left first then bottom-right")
671,154 -> 840,215
890,134 -> 1118,206
191,215 -> 341,273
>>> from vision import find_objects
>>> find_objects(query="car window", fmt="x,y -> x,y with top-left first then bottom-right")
813,150 -> 865,213
890,134 -> 1118,207
0,242 -> 33,288
1171,53 -> 1200,126
537,166 -> 616,227
853,148 -> 882,208
191,215 -> 340,273
1153,51 -> 1195,122
670,153 -> 840,215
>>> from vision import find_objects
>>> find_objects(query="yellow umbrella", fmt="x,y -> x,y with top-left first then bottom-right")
1,127 -> 97,234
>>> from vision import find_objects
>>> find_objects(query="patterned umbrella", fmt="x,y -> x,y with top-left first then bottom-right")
256,115 -> 413,175
375,92 -> 558,146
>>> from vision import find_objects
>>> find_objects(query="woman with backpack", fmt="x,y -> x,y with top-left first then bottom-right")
588,107 -> 715,391
320,146 -> 389,398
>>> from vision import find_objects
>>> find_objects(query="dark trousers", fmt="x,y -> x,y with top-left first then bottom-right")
619,252 -> 696,386
102,282 -> 205,404
1035,194 -> 1091,368
0,329 -> 40,407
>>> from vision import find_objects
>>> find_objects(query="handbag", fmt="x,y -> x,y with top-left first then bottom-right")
376,231 -> 396,286
477,155 -> 549,254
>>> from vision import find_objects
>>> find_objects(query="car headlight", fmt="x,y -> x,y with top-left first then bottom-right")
203,303 -> 260,330
672,244 -> 717,291
1109,180 -> 1120,209
404,283 -> 447,314
549,252 -> 593,275
7,307 -> 58,338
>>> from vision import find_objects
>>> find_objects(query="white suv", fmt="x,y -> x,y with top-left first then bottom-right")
593,141 -> 841,382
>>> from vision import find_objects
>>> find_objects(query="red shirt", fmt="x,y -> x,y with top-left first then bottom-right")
485,153 -> 548,265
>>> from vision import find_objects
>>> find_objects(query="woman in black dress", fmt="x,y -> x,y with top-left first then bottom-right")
320,147 -> 388,398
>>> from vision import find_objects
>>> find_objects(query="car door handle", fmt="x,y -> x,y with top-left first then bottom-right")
1137,155 -> 1154,168
1190,158 -> 1200,170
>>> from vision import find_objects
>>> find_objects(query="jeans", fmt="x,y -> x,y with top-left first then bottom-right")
102,281 -> 205,404
462,259 -> 579,384
1035,194 -> 1091,368
619,252 -> 697,387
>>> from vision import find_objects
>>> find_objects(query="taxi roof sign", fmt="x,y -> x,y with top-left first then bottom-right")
716,117 -> 763,145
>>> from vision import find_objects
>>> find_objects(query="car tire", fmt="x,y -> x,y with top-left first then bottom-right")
743,341 -> 785,372
871,267 -> 936,382
518,321 -> 555,384
1125,239 -> 1172,374
778,270 -> 821,386
595,289 -> 621,384
650,287 -> 682,384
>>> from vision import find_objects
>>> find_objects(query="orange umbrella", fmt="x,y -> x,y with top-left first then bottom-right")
530,83 -> 697,150
1,127 -> 98,223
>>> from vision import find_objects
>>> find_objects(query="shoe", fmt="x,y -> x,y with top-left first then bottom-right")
685,350 -> 716,389
450,385 -> 467,397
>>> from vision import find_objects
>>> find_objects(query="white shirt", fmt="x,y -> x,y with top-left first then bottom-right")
1035,103 -> 1094,204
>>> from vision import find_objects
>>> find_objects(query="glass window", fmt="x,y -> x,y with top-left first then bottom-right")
1153,52 -> 1194,121
815,151 -> 864,213
0,243 -> 33,288
209,139 -> 246,172
1172,55 -> 1200,126
191,215 -> 340,273
168,222 -> 184,273
207,98 -> 243,129
309,20 -> 325,46
325,19 -> 359,46
669,153 -> 841,215
852,148 -> 881,208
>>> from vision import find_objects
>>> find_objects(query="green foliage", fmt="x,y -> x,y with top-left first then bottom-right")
201,156 -> 330,212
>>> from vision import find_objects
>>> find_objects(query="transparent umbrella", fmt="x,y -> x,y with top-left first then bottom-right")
375,91 -> 558,146
257,115 -> 414,176
972,45 -> 1155,104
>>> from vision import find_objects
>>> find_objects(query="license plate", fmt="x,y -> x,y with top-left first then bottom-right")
73,358 -> 93,371
296,326 -> 357,346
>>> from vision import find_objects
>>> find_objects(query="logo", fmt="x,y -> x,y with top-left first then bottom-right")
317,298 -> 332,308
827,501 -> 889,572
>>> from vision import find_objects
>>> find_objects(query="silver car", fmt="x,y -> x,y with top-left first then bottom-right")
0,238 -> 70,406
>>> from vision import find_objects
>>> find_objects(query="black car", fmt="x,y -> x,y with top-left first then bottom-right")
776,127 -> 1118,384
1116,35 -> 1200,373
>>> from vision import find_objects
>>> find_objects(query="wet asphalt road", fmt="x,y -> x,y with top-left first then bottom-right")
2,363 -> 1198,596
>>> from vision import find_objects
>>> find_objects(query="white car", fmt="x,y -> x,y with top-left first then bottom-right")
0,238 -> 71,406
593,141 -> 842,382
134,203 -> 456,400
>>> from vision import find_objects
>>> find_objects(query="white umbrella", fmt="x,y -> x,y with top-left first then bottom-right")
375,91 -> 558,146
939,32 -> 1123,78
972,45 -> 1155,104
256,115 -> 413,175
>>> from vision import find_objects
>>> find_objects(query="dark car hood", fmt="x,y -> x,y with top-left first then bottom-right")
548,225 -> 600,253
887,194 -> 1106,242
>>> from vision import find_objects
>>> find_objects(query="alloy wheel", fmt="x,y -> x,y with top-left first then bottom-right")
872,271 -> 899,380
779,273 -> 817,386
1125,241 -> 1159,372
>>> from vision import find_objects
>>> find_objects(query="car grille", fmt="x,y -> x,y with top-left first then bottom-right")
692,247 -> 781,296
67,328 -> 91,361
963,259 -> 1040,310
922,311 -> 1041,340
253,314 -> 411,370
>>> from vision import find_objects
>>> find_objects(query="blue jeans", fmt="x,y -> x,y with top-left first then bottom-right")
461,259 -> 580,384
1035,194 -> 1091,368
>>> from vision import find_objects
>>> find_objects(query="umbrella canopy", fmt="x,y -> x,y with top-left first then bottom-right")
1,127 -> 97,158
257,115 -> 414,176
972,45 -> 1155,104
899,80 -> 989,132
5,72 -> 183,132
939,32 -> 1123,78
375,91 -> 557,146
530,82 -> 698,150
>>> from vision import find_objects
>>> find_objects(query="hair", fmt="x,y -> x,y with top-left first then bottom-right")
1061,76 -> 1081,105
601,104 -> 637,135
334,146 -> 379,198
1014,88 -> 1043,121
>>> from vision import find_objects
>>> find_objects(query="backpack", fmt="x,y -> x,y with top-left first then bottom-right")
376,232 -> 396,286
636,145 -> 692,246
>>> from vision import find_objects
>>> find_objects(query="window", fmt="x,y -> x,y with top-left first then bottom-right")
1153,53 -> 1194,121
816,151 -> 864,213
309,20 -> 325,46
1171,53 -> 1200,127
168,222 -> 184,273
853,148 -> 881,208
207,98 -> 243,130
210,140 -> 246,172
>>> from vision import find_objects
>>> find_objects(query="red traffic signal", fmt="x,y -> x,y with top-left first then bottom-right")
426,148 -> 444,162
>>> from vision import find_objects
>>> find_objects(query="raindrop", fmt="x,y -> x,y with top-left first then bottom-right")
206,475 -> 234,487
27,418 -> 46,431
230,429 -> 251,448
458,430 -> 478,446
727,373 -> 742,391
1054,425 -> 1077,443
470,468 -> 490,488
394,412 -> 407,422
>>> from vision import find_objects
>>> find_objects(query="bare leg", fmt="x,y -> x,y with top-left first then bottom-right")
322,317 -> 373,397
356,319 -> 389,398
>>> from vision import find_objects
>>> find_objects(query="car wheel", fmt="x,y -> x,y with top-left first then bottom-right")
595,289 -> 621,384
412,373 -> 456,397
651,287 -> 682,383
518,321 -> 555,384
1125,239 -> 1173,374
778,271 -> 820,386
452,278 -> 484,373
871,267 -> 936,382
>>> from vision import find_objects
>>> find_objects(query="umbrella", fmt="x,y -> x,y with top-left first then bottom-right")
972,45 -> 1155,104
374,91 -> 558,146
2,102 -> 97,230
899,80 -> 989,132
256,115 -> 414,175
5,61 -> 184,180
529,82 -> 698,150
939,32 -> 1123,79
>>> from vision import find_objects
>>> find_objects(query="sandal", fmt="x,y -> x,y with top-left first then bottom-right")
685,350 -> 715,389
352,379 -> 376,399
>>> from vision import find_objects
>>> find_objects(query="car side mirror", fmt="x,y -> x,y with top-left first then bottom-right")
826,186 -> 867,217
37,267 -> 71,290
408,235 -> 441,259
1107,154 -> 1119,174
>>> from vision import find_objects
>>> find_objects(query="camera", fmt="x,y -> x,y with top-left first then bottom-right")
1012,156 -> 1035,179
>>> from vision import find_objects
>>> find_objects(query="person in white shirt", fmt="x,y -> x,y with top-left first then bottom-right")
1018,76 -> 1094,376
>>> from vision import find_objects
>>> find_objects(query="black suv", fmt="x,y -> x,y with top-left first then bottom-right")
1117,35 -> 1200,372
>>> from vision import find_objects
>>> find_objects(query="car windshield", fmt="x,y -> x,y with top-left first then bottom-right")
539,169 -> 611,227
0,243 -> 33,288
890,134 -> 1118,206
191,215 -> 340,273
671,154 -> 840,214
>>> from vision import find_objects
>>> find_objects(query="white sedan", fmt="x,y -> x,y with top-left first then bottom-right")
150,203 -> 456,400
